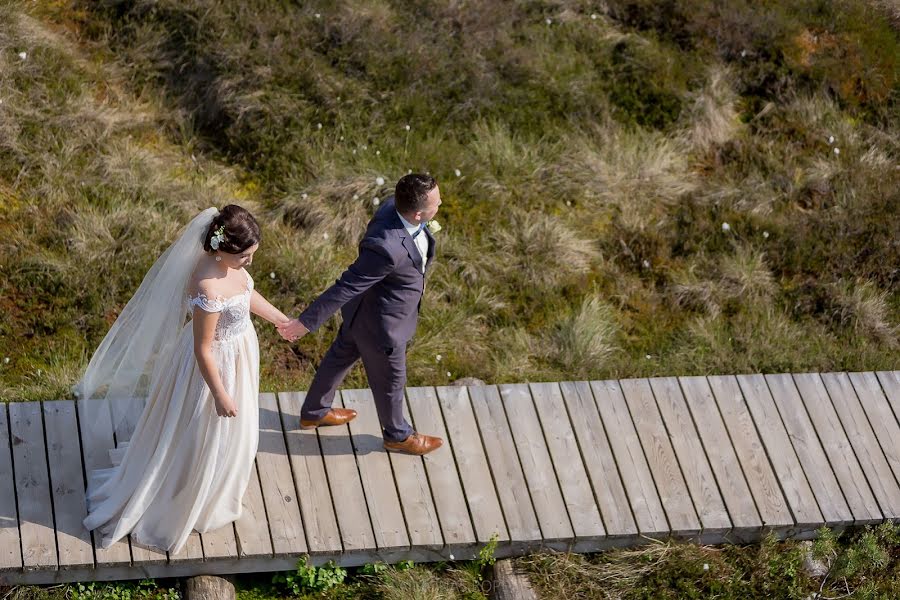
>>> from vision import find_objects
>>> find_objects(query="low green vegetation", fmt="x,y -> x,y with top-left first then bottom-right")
521,523 -> 900,599
1,0 -> 897,401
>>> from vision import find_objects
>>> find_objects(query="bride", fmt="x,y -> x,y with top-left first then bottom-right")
78,205 -> 289,554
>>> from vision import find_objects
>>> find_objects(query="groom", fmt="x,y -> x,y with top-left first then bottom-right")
277,173 -> 443,455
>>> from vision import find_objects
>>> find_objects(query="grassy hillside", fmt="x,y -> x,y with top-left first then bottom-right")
0,0 -> 898,401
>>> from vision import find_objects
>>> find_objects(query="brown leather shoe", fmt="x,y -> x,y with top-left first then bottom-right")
299,408 -> 357,430
383,432 -> 443,455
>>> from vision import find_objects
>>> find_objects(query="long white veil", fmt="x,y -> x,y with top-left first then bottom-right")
75,207 -> 218,407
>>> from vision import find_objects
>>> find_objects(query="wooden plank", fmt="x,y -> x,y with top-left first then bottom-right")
342,389 -> 409,552
590,380 -> 668,535
385,394 -> 443,551
9,401 -> 57,569
875,371 -> 900,427
762,374 -> 851,525
468,385 -> 542,548
677,377 -> 762,533
619,379 -> 700,535
316,392 -> 377,552
257,392 -> 307,556
559,381 -> 637,538
648,378 -> 732,536
43,401 -> 93,569
406,386 -> 477,551
233,460 -> 274,559
820,373 -> 900,518
792,373 -> 880,523
707,376 -> 795,531
436,386 -> 509,543
498,384 -> 574,543
199,523 -> 238,561
76,399 -> 132,566
0,402 -> 23,571
169,532 -> 204,564
851,372 -> 900,499
529,383 -> 605,543
112,397 -> 167,566
277,391 -> 343,554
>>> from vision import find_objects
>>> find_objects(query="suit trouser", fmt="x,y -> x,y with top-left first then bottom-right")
300,323 -> 415,442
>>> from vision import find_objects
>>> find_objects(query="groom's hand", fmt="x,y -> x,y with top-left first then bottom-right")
277,318 -> 309,342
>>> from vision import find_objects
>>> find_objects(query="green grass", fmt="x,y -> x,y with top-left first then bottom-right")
0,0 -> 897,402
520,523 -> 900,599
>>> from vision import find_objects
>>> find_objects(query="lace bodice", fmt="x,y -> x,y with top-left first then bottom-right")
188,270 -> 254,342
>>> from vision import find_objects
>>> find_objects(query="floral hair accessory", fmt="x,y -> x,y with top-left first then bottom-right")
210,225 -> 226,250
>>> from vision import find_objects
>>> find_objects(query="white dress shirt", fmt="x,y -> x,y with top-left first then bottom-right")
397,211 -> 428,273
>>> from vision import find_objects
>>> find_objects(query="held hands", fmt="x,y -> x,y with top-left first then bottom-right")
214,393 -> 238,418
277,318 -> 309,343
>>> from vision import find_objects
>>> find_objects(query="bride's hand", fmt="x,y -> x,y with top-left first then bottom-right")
214,394 -> 238,418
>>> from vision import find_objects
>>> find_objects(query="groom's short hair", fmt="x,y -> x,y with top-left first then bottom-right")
395,174 -> 437,214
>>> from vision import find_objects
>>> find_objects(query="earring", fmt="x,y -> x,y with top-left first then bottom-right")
215,256 -> 222,262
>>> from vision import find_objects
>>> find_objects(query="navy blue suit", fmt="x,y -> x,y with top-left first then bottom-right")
297,197 -> 435,441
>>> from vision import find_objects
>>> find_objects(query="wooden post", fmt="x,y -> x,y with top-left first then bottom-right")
490,559 -> 537,600
183,575 -> 235,600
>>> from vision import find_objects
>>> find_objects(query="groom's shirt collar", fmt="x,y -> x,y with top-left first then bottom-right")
396,210 -> 423,237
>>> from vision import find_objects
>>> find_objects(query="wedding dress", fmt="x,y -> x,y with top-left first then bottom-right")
79,209 -> 260,555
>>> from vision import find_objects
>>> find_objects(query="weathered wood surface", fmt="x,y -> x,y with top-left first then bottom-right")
2,370 -> 899,585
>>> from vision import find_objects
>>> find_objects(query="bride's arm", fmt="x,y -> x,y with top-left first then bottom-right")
192,309 -> 238,417
250,290 -> 291,326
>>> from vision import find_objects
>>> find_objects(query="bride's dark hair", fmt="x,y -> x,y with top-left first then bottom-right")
203,205 -> 261,253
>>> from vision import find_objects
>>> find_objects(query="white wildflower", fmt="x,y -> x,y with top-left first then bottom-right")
449,554 -> 455,560
763,231 -> 770,239
591,13 -> 598,20
314,12 -> 321,18
316,123 -> 322,130
376,176 -> 385,186
833,147 -> 840,155
18,51 -> 26,60
828,135 -> 835,145
362,145 -> 368,150
545,18 -> 552,25
3,357 -> 9,364
301,193 -> 308,199
407,169 -> 412,174
436,354 -> 443,362
376,150 -> 381,156
446,371 -> 452,377
37,369 -> 42,376
323,233 -> 329,240
703,563 -> 709,571
340,136 -> 344,141
352,149 -> 356,155
740,49 -> 747,58
565,200 -> 572,206
646,354 -> 652,359
353,194 -> 359,200
269,272 -> 276,280
404,124 -> 411,131
722,222 -> 731,232
642,259 -> 650,268
373,197 -> 380,206
454,168 -> 461,177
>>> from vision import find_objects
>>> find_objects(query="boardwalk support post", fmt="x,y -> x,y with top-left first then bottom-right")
183,575 -> 235,600
490,559 -> 537,600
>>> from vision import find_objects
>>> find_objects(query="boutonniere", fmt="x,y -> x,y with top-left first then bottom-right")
426,219 -> 442,235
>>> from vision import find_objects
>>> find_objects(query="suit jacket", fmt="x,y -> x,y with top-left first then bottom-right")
298,196 -> 435,349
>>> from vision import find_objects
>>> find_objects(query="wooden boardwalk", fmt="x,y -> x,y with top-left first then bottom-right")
1,371 -> 899,585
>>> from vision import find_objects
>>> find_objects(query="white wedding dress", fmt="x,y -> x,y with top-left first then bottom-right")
82,269 -> 260,554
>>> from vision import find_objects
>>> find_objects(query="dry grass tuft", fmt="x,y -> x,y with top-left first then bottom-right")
830,279 -> 898,347
493,211 -> 599,288
549,297 -> 619,377
686,64 -> 741,152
